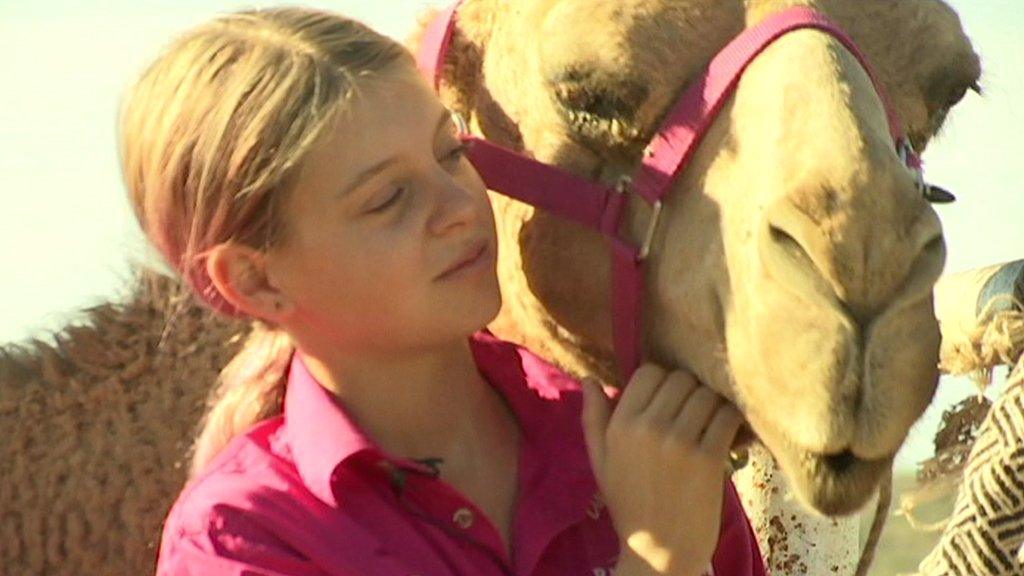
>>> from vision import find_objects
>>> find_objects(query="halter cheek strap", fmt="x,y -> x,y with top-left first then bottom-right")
420,4 -> 924,383
418,2 -> 463,91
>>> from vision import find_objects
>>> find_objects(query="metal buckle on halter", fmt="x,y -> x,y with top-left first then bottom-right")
615,176 -> 663,261
897,138 -> 956,204
452,110 -> 470,136
897,138 -> 925,192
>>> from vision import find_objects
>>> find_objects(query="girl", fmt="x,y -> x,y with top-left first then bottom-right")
119,7 -> 764,576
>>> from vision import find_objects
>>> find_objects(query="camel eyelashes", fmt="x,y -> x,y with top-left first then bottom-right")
923,184 -> 956,204
945,85 -> 969,109
943,81 -> 980,111
927,73 -> 981,116
909,74 -> 981,154
552,68 -> 648,145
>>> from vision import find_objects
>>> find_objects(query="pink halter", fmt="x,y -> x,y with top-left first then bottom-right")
419,3 -> 928,383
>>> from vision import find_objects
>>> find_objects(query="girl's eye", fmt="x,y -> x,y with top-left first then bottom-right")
443,142 -> 471,165
363,144 -> 469,215
368,187 -> 405,213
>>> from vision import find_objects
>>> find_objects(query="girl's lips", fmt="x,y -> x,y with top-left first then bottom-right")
436,241 -> 488,280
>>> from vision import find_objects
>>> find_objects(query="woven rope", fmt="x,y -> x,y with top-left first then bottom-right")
915,309 -> 1024,575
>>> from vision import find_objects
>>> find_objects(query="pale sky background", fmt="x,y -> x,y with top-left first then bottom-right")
0,0 -> 1020,474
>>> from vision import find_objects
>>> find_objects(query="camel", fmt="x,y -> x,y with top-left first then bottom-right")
0,274 -> 251,574
433,0 -> 980,517
0,0 -> 983,573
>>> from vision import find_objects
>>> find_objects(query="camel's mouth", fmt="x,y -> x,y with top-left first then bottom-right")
725,286 -> 937,515
803,447 -> 893,485
798,448 -> 894,516
742,404 -> 895,515
770,429 -> 895,515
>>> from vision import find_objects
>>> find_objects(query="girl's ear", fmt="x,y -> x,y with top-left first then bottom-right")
205,243 -> 293,322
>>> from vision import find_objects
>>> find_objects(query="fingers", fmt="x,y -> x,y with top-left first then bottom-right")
642,370 -> 698,425
699,404 -> 744,458
670,387 -> 722,444
588,362 -> 744,468
613,363 -> 668,422
581,377 -> 611,468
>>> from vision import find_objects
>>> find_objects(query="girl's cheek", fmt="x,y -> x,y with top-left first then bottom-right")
368,230 -> 421,276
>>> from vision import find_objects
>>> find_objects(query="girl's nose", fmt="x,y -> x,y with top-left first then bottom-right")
427,173 -> 479,236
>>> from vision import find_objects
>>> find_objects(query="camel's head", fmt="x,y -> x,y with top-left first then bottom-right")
437,0 -> 981,514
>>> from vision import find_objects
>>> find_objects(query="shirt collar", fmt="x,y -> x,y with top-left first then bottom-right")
283,330 -> 594,507
283,351 -> 375,506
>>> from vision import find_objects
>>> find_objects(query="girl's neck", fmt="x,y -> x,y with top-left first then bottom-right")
297,335 -> 516,463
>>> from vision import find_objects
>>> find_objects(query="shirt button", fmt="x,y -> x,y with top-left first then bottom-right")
452,507 -> 475,529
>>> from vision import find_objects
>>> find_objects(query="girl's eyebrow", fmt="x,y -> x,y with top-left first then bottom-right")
338,109 -> 455,197
339,157 -> 399,198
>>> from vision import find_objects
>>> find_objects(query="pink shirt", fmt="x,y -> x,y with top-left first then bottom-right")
156,331 -> 765,576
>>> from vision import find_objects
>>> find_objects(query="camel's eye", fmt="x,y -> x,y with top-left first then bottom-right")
944,83 -> 968,109
915,67 -> 982,150
942,80 -> 980,111
551,67 -> 648,147
925,64 -> 982,120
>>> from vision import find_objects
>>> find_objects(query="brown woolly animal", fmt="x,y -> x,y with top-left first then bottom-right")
0,0 -> 984,573
0,273 -> 250,575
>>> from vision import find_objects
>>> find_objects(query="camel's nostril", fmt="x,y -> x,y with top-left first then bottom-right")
764,219 -> 879,329
767,223 -> 820,275
768,224 -> 806,259
822,450 -> 858,474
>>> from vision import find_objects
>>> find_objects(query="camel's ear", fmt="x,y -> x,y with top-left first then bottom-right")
408,4 -> 491,122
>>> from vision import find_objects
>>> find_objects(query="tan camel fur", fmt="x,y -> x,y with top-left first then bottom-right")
0,0 -> 981,573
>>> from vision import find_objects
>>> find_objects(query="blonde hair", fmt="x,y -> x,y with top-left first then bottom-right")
118,8 -> 411,476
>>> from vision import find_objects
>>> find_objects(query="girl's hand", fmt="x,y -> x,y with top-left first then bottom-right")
581,364 -> 744,576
